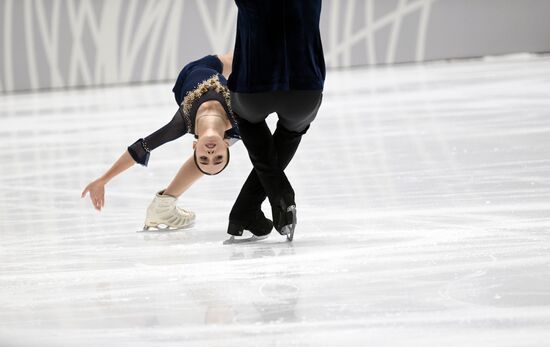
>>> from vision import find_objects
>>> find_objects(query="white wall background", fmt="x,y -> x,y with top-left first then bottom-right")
1,0 -> 549,93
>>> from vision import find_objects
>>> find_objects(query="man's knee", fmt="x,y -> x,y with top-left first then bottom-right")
279,113 -> 316,134
277,121 -> 311,136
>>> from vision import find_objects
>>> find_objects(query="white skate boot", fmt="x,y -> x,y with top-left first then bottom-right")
141,191 -> 195,232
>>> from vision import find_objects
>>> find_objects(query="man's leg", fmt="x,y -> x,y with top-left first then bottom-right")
230,90 -> 322,215
235,115 -> 294,206
267,91 -> 322,236
228,123 -> 306,235
228,91 -> 322,237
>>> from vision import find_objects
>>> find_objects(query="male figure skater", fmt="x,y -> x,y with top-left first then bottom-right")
226,0 -> 326,242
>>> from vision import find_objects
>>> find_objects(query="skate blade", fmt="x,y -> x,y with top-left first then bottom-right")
282,205 -> 297,242
137,222 -> 195,233
223,234 -> 269,245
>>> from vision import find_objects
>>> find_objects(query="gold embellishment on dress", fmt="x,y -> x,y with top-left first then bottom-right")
180,74 -> 233,132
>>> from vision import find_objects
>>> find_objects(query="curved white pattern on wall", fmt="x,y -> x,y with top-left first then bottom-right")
0,0 -> 549,93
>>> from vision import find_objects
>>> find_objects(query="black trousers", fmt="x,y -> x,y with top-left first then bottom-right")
229,90 -> 323,224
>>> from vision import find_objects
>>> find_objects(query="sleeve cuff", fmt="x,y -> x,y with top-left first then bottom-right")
127,140 -> 150,167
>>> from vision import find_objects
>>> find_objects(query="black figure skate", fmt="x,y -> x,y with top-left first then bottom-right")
223,211 -> 273,244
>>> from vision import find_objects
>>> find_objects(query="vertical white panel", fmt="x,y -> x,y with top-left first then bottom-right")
67,0 -> 93,86
157,0 -> 185,78
24,0 -> 39,90
366,0 -> 376,64
196,0 -> 237,53
327,0 -> 341,66
342,0 -> 356,66
416,0 -> 433,62
141,1 -> 172,81
95,0 -> 122,84
386,0 -> 407,64
2,0 -> 14,92
35,0 -> 63,88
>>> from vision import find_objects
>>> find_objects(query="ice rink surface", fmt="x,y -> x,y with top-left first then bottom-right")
1,55 -> 550,346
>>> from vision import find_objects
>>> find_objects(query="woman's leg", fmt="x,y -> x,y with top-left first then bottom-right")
143,156 -> 202,231
164,156 -> 203,197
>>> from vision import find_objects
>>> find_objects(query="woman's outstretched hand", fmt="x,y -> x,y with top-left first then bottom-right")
81,179 -> 106,211
80,150 -> 136,211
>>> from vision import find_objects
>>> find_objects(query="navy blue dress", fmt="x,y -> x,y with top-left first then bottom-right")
128,55 -> 240,166
172,55 -> 226,106
228,0 -> 326,93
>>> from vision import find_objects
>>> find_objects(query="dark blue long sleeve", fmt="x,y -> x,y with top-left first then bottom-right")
127,110 -> 188,166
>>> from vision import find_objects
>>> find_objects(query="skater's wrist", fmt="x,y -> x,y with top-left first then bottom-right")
97,176 -> 109,185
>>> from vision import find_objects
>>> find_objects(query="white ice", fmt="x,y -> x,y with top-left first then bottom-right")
1,55 -> 550,346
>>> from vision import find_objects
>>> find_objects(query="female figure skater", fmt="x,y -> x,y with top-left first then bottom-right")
82,53 -> 272,235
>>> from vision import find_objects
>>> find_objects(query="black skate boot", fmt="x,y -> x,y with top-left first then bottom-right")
272,193 -> 297,242
224,211 -> 273,244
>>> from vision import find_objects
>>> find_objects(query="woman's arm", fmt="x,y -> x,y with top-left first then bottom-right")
217,52 -> 233,79
82,152 -> 203,211
82,109 -> 189,210
128,110 -> 188,166
81,150 -> 135,211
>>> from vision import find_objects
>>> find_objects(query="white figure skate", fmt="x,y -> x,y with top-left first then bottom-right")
139,191 -> 195,232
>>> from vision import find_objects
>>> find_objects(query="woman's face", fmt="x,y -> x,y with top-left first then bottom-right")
193,135 -> 229,175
